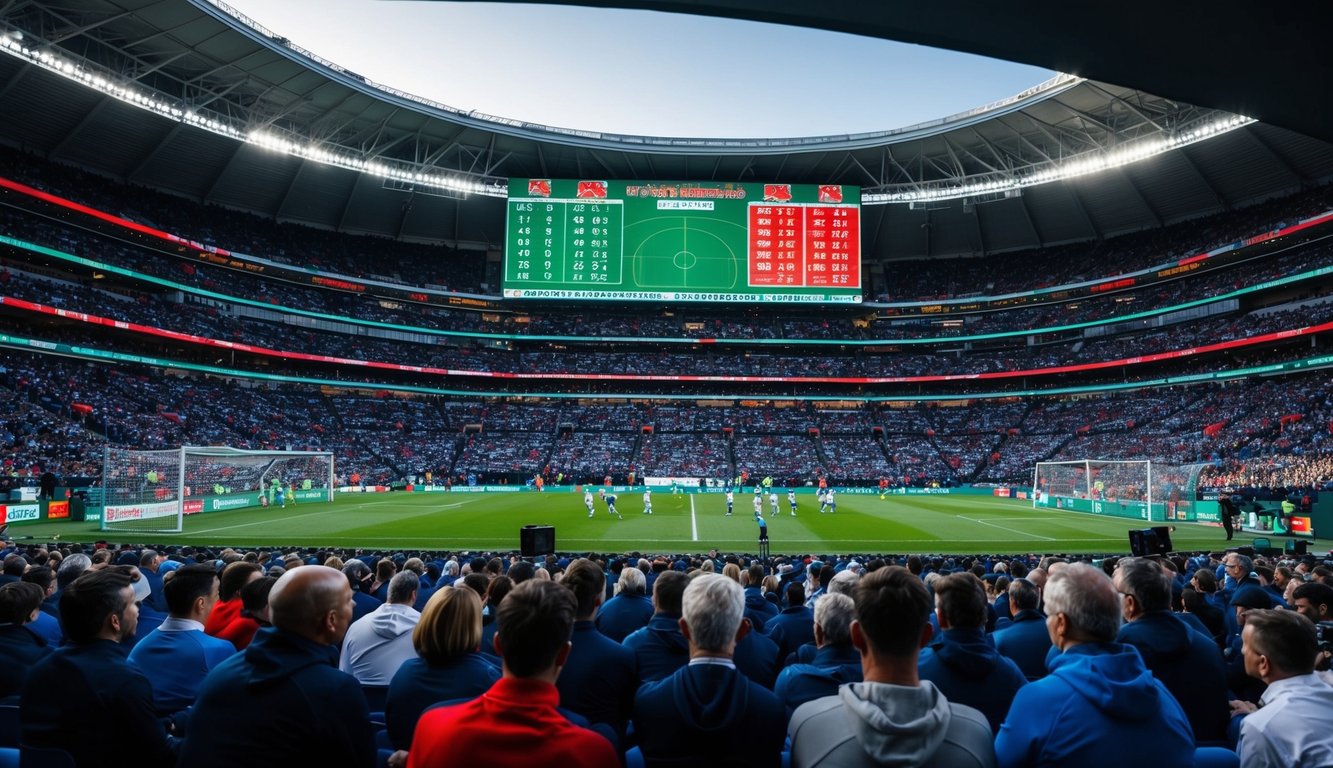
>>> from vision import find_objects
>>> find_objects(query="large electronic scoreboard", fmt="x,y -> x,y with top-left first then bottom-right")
503,179 -> 862,303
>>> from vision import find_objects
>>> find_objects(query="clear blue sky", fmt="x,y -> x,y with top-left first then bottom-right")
225,1 -> 1055,138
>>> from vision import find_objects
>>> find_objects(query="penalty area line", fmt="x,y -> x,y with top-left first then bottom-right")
958,515 -> 1055,541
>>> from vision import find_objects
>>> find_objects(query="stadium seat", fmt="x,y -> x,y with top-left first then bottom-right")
1193,746 -> 1239,768
18,745 -> 76,768
0,706 -> 17,748
0,747 -> 17,768
1251,537 -> 1280,556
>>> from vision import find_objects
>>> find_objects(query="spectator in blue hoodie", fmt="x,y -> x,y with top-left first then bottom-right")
623,569 -> 780,689
384,585 -> 498,750
743,562 -> 779,632
773,592 -> 863,721
177,565 -> 375,767
1113,556 -> 1229,744
0,581 -> 52,703
918,572 -> 1027,733
994,563 -> 1194,768
765,581 -> 815,662
556,557 -> 639,741
992,578 -> 1051,681
634,573 -> 785,767
622,570 -> 691,683
595,565 -> 653,642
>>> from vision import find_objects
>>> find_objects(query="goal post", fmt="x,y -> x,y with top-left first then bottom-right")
1032,459 -> 1211,523
101,446 -> 334,534
1032,459 -> 1153,520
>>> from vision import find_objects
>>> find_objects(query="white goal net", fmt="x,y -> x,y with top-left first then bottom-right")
101,446 -> 334,534
1032,459 -> 1152,507
1032,459 -> 1210,521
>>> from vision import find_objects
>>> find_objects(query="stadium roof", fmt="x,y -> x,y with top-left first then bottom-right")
1,0 -> 1331,262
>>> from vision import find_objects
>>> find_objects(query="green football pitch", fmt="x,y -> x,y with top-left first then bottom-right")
13,492 -> 1232,556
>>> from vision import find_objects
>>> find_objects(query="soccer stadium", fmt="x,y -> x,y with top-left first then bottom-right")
1,1 -> 1332,766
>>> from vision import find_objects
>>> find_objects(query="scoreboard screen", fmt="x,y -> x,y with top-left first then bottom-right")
503,179 -> 862,304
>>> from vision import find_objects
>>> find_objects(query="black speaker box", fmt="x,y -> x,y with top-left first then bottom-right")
1128,526 -> 1173,557
520,524 -> 555,556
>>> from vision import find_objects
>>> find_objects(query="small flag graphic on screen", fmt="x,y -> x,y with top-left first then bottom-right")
577,181 -> 608,198
818,185 -> 844,203
528,179 -> 552,197
763,184 -> 793,202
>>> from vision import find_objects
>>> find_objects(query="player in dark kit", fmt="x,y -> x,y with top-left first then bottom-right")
756,514 -> 769,559
1217,493 -> 1239,541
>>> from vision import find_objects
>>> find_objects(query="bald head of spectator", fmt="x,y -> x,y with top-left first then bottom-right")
269,565 -> 354,646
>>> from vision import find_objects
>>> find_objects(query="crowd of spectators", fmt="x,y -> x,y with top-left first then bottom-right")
4,152 -> 1333,493
4,538 -> 1331,767
5,254 -> 1327,394
7,344 -> 1333,491
5,156 -> 1333,352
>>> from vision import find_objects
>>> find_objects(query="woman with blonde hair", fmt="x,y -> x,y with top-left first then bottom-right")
384,585 -> 499,750
722,562 -> 742,583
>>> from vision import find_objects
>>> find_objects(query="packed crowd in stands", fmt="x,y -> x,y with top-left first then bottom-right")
4,144 -> 1331,309
0,147 -> 484,292
4,156 -> 1333,351
2,151 -> 1333,492
636,432 -> 732,478
5,200 -> 1331,348
5,345 -> 1333,492
5,151 -> 1333,765
2,537 -> 1331,766
5,227 -> 1333,397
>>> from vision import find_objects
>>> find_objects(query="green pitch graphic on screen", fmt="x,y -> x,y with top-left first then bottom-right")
504,179 -> 862,304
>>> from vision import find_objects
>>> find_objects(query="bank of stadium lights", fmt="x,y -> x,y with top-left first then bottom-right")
863,114 -> 1254,205
0,32 -> 245,140
0,32 -> 505,198
244,130 -> 500,197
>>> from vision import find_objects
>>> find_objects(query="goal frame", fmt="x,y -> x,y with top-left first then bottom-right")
100,446 -> 334,533
1032,459 -> 1153,509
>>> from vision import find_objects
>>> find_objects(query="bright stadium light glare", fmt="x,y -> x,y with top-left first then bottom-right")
0,24 -> 1252,205
0,31 -> 508,198
861,114 -> 1254,205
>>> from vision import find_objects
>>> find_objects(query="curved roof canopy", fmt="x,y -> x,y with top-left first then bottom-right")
0,0 -> 1330,261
